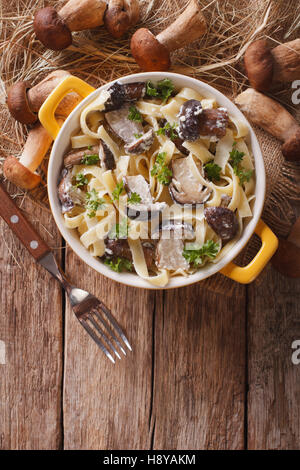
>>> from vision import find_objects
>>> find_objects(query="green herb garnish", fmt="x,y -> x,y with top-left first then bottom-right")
150,151 -> 172,185
104,257 -> 133,273
229,142 -> 253,186
112,181 -> 125,201
81,153 -> 100,165
128,105 -> 142,122
108,218 -> 129,239
127,192 -> 142,205
134,133 -> 143,139
74,173 -> 88,188
156,122 -> 178,141
85,189 -> 106,218
183,240 -> 220,268
204,161 -> 222,181
146,79 -> 175,103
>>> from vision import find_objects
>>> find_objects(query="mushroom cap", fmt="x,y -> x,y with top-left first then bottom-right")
244,39 -> 273,92
130,28 -> 170,72
104,0 -> 140,39
34,7 -> 72,51
3,156 -> 41,190
7,81 -> 37,124
282,128 -> 300,161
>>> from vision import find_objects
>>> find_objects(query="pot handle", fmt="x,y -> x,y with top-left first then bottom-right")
220,219 -> 278,284
39,76 -> 95,140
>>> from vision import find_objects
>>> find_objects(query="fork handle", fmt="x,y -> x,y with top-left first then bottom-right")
0,183 -> 50,261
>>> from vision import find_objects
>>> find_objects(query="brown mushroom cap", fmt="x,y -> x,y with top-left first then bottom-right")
130,28 -> 170,72
3,156 -> 41,190
7,81 -> 37,124
104,0 -> 140,39
244,39 -> 274,92
282,128 -> 300,162
34,7 -> 72,51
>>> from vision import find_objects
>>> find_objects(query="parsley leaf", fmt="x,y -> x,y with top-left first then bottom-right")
128,192 -> 142,205
183,240 -> 220,268
156,122 -> 178,141
157,78 -> 175,103
134,133 -> 143,139
81,153 -> 100,165
74,173 -> 88,188
85,189 -> 106,218
108,218 -> 129,239
146,81 -> 159,97
151,152 -> 172,185
204,161 -> 222,181
128,105 -> 142,122
229,142 -> 253,185
145,79 -> 175,103
112,181 -> 125,201
104,257 -> 133,273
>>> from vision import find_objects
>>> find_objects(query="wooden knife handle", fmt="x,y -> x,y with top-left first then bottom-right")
0,183 -> 50,261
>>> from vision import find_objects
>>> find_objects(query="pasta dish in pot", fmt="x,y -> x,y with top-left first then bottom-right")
58,78 -> 255,287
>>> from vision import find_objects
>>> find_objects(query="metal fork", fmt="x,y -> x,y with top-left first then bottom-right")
0,183 -> 131,363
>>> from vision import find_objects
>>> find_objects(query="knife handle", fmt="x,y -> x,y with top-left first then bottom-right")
0,183 -> 50,261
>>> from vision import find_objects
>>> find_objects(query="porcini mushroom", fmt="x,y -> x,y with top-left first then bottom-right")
7,70 -> 80,124
3,123 -> 54,190
271,217 -> 300,278
235,88 -> 300,161
58,168 -> 86,213
64,145 -> 100,168
204,206 -> 239,243
153,220 -> 195,271
104,81 -> 146,112
244,39 -> 300,92
130,0 -> 207,71
169,157 -> 211,206
104,238 -> 155,270
34,0 -> 139,51
178,100 -> 229,141
104,0 -> 139,39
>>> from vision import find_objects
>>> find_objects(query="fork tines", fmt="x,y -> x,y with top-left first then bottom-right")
79,304 -> 131,363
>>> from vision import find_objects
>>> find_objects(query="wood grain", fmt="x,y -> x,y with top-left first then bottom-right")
151,284 -> 246,450
63,247 -> 156,450
0,195 -> 63,450
247,264 -> 300,449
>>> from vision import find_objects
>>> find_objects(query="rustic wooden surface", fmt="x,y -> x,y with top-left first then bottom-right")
1,196 -> 300,450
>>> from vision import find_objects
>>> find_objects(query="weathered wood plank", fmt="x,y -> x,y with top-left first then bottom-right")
0,196 -> 63,450
151,284 -> 246,450
247,264 -> 300,449
63,248 -> 156,450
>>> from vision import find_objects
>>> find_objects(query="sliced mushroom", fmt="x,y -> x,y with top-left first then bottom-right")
104,81 -> 146,112
104,238 -> 155,270
123,175 -> 167,220
105,103 -> 143,144
99,139 -> 116,170
64,145 -> 99,168
153,220 -> 195,271
204,206 -> 238,243
124,128 -> 154,154
169,157 -> 211,205
178,99 -> 229,141
198,108 -> 229,138
58,168 -> 85,213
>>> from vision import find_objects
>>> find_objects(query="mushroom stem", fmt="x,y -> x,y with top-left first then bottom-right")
7,70 -> 80,124
3,121 -> 63,190
130,0 -> 206,71
58,0 -> 107,31
235,88 -> 300,161
156,0 -> 206,52
244,38 -> 300,91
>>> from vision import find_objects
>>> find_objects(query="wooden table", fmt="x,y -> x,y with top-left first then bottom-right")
1,195 -> 300,450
